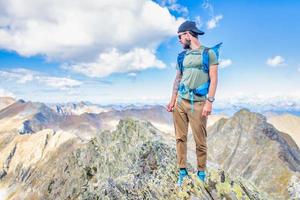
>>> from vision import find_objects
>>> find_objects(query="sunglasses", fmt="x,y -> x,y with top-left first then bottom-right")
178,32 -> 187,39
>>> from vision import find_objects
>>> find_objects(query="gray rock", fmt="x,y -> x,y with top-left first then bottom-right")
207,109 -> 300,199
6,118 -> 267,200
18,120 -> 34,134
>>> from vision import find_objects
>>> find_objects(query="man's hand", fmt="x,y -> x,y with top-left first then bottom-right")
166,100 -> 176,112
202,101 -> 212,116
167,70 -> 181,112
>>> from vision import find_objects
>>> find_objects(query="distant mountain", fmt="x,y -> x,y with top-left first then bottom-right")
0,97 -> 15,111
0,100 -> 173,140
96,105 -> 173,131
1,99 -> 300,198
207,114 -> 228,127
0,100 -> 62,134
50,101 -> 113,115
267,114 -> 300,148
0,100 -> 101,140
207,109 -> 300,199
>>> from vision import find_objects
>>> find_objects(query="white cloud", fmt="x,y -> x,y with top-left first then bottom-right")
64,48 -> 166,77
202,0 -> 214,15
159,0 -> 176,6
128,72 -> 137,77
219,59 -> 232,69
0,0 -> 183,77
170,62 -> 177,69
156,0 -> 188,16
298,67 -> 300,72
194,16 -> 204,28
36,76 -> 82,90
207,15 -> 223,29
0,88 -> 15,97
202,0 -> 223,30
0,68 -> 82,89
215,93 -> 300,112
168,3 -> 188,16
12,68 -> 35,83
266,55 -> 286,67
0,68 -> 36,84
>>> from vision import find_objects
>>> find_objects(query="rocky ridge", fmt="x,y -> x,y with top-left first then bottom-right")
1,119 -> 268,200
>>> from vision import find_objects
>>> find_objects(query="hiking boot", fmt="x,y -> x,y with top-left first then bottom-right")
197,170 -> 206,182
177,168 -> 188,186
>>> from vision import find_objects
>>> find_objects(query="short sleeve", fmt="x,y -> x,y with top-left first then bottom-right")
208,49 -> 219,66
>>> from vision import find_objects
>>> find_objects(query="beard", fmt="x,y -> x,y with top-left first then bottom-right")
183,38 -> 191,49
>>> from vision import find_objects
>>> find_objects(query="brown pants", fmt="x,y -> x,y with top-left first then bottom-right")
173,98 -> 207,171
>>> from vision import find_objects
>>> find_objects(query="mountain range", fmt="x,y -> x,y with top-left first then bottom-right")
0,97 -> 299,199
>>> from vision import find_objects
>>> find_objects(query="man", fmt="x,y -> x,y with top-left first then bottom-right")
166,21 -> 219,186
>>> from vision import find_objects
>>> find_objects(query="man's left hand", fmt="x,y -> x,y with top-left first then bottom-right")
202,101 -> 212,117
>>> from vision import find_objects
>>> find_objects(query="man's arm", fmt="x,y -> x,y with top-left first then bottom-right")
167,70 -> 182,112
202,64 -> 218,116
207,64 -> 218,98
171,70 -> 182,102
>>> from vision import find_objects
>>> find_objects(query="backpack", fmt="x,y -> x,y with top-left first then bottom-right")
176,42 -> 222,112
177,43 -> 222,96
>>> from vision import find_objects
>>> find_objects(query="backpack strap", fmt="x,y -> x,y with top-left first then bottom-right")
211,42 -> 222,59
193,42 -> 222,98
202,42 -> 222,73
177,50 -> 186,74
202,48 -> 210,73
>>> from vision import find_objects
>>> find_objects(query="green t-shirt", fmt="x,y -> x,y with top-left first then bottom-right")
176,45 -> 218,102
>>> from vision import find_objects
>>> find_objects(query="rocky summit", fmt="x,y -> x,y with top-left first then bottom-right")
0,118 -> 267,200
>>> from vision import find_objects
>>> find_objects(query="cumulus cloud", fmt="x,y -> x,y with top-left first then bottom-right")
266,55 -> 286,67
36,76 -> 82,90
155,0 -> 188,16
168,4 -> 188,16
219,59 -> 232,69
0,88 -> 15,97
0,0 -> 183,77
63,48 -> 166,77
0,68 -> 36,84
202,0 -> 223,30
206,15 -> 223,29
0,68 -> 82,89
194,16 -> 204,29
202,0 -> 214,15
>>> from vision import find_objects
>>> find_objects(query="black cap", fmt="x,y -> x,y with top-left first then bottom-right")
178,21 -> 204,35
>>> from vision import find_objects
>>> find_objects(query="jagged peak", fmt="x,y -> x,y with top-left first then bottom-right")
111,118 -> 162,144
211,107 -> 300,173
117,118 -> 159,133
17,99 -> 26,104
233,108 -> 266,121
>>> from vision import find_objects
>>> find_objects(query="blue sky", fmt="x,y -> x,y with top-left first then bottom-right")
0,0 -> 300,105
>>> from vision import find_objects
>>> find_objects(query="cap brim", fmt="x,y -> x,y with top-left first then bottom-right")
193,29 -> 205,35
177,28 -> 205,35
